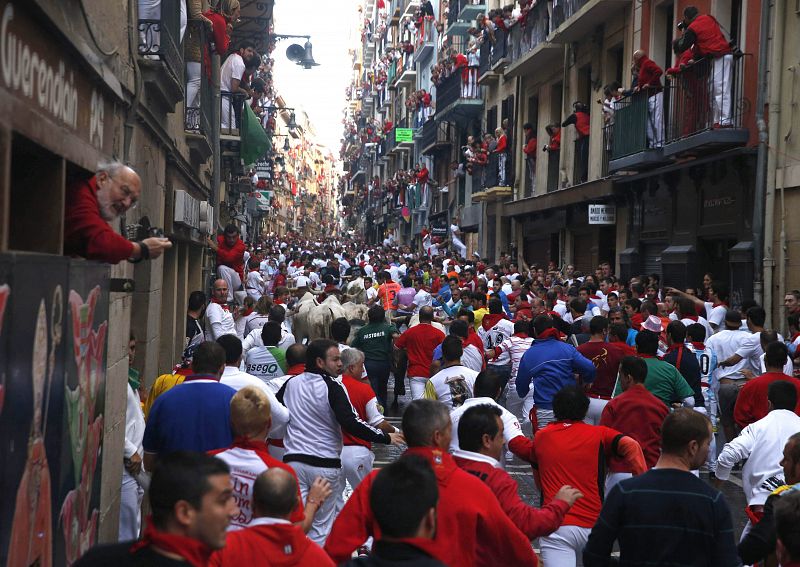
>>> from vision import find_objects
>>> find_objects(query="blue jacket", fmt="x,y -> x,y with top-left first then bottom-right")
516,337 -> 596,409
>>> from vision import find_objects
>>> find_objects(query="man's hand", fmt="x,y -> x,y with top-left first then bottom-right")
388,431 -> 406,445
307,477 -> 333,505
554,485 -> 583,506
142,237 -> 172,259
741,368 -> 755,381
125,452 -> 143,476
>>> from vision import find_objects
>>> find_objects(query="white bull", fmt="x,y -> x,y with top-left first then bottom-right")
306,295 -> 348,341
291,291 -> 319,344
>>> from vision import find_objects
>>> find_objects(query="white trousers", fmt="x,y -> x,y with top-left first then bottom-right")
535,407 -> 556,432
185,61 -> 201,108
647,92 -> 664,148
119,469 -> 144,541
540,524 -> 592,567
341,445 -> 374,490
218,265 -> 242,303
584,398 -> 609,426
605,471 -> 632,495
410,376 -> 428,400
290,461 -> 345,546
712,54 -> 734,126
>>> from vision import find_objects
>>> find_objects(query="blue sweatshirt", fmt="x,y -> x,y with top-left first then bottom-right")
516,338 -> 596,409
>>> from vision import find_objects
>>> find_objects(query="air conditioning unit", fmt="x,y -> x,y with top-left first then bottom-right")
174,190 -> 200,228
199,201 -> 215,235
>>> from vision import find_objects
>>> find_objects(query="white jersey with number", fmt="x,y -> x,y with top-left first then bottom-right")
477,318 -> 515,366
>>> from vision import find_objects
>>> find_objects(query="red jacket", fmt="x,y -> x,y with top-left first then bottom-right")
523,136 -> 537,156
494,134 -> 508,153
454,452 -> 569,539
209,520 -> 333,567
688,14 -> 731,57
600,384 -> 670,470
416,167 -> 429,184
734,372 -> 800,429
203,10 -> 231,79
548,129 -> 561,151
216,235 -> 247,279
667,49 -> 694,74
64,175 -> 135,264
575,111 -> 590,137
637,56 -> 663,91
324,447 -> 538,566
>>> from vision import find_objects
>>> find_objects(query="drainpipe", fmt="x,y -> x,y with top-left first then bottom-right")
763,0 -> 784,327
752,0 -> 771,309
211,53 -> 221,211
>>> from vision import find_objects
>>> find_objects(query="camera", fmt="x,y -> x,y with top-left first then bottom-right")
677,20 -> 687,31
126,216 -> 166,241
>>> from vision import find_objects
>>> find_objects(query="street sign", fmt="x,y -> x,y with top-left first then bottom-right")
588,204 -> 616,225
395,128 -> 414,142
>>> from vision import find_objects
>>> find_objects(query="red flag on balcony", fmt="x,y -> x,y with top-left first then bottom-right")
291,180 -> 298,196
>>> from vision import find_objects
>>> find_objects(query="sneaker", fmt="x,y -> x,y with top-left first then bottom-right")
505,450 -> 514,461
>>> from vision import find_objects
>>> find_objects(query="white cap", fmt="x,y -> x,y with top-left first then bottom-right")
295,275 -> 311,288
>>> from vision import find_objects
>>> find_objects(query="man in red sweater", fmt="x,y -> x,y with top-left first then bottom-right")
600,356 -> 670,492
324,399 -> 538,566
523,122 -> 537,194
534,385 -> 647,565
633,49 -> 664,148
208,224 -> 247,303
454,404 -> 582,539
209,468 -> 334,567
64,162 -> 172,264
394,307 -> 446,399
493,127 -> 509,186
735,342 -> 800,428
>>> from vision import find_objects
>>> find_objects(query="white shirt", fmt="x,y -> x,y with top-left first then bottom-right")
242,322 -> 294,354
494,334 -> 534,386
220,52 -> 245,91
412,289 -> 432,313
451,448 -> 500,468
244,347 -> 288,392
716,409 -> 800,505
220,366 -> 289,439
125,383 -> 145,459
477,317 -> 515,366
706,329 -> 751,381
759,354 -> 794,377
735,330 -> 786,373
704,302 -> 727,330
681,316 -> 713,340
449,397 -> 524,452
424,365 -> 479,408
245,270 -> 266,298
206,302 -> 236,340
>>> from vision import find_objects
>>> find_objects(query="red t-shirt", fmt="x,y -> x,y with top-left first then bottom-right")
209,523 -> 333,567
577,341 -> 625,397
600,384 -> 669,470
342,375 -> 379,449
734,372 -> 800,428
216,235 -> 247,279
64,176 -> 135,264
395,324 -> 446,378
533,421 -> 626,528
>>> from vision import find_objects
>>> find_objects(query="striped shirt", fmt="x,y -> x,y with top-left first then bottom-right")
494,334 -> 533,387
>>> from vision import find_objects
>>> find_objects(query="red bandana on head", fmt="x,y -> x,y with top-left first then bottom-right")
130,519 -> 213,567
536,328 -> 565,341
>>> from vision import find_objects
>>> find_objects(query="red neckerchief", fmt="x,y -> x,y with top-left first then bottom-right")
512,332 -> 529,338
183,373 -> 220,383
241,307 -> 253,317
546,310 -> 561,319
286,363 -> 305,375
682,314 -> 698,322
666,343 -> 686,366
712,301 -> 728,308
211,297 -> 229,311
536,328 -> 564,341
230,436 -> 269,452
690,341 -> 705,350
130,518 -> 213,567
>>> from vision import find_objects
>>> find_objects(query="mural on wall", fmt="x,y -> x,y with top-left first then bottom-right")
0,256 -> 109,567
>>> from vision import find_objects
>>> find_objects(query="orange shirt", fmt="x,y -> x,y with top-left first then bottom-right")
378,281 -> 401,311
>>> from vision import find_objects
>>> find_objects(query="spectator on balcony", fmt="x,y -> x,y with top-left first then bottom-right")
476,13 -> 496,44
420,0 -> 434,18
633,50 -> 664,148
203,0 -> 238,72
543,124 -> 561,153
523,122 -> 537,193
64,161 -> 173,264
678,6 -> 734,128
493,127 -> 509,187
184,0 -> 214,112
220,40 -> 256,129
562,102 -> 590,184
416,162 -> 430,186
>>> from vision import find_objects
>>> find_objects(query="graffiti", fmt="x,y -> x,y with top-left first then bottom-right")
60,287 -> 106,566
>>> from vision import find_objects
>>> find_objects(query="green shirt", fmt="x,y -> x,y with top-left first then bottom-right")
614,357 -> 694,405
352,322 -> 399,361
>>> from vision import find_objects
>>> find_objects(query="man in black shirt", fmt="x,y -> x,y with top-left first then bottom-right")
74,452 -> 237,566
583,408 -> 739,566
662,320 -> 704,408
186,290 -> 206,345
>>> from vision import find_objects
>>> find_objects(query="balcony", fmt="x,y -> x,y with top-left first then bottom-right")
415,17 -> 436,62
549,0 -> 629,43
137,0 -> 184,110
420,120 -> 451,155
663,55 -> 749,158
478,28 -> 510,85
504,6 -> 561,78
387,59 -> 398,90
606,90 -> 667,173
447,0 -> 486,36
184,24 -> 213,162
396,51 -> 416,87
434,70 -> 483,124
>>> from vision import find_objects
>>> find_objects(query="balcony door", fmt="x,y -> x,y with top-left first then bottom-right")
651,1 -> 674,72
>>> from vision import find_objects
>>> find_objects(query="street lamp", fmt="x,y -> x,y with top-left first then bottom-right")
273,33 -> 320,68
